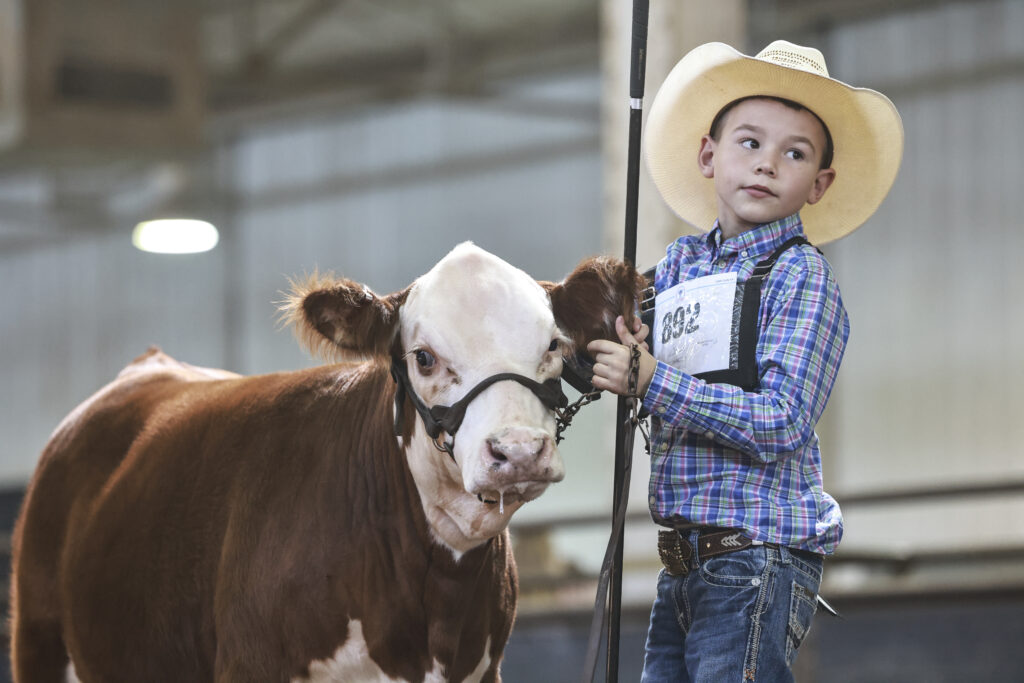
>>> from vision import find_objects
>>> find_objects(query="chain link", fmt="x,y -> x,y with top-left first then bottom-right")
555,344 -> 650,450
626,343 -> 651,452
554,390 -> 601,444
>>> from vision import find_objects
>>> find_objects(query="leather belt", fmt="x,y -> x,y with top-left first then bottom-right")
657,527 -> 771,576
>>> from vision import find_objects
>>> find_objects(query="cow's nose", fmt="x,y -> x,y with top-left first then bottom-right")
486,429 -> 550,466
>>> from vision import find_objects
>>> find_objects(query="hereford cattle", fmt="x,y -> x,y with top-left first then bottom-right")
10,242 -> 644,683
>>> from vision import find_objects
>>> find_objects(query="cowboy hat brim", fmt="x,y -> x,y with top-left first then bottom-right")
644,42 -> 904,244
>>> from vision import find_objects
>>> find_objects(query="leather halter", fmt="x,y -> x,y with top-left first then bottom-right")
390,354 -> 569,461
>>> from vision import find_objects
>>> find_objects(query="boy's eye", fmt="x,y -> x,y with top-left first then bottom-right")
740,138 -> 759,150
786,149 -> 806,161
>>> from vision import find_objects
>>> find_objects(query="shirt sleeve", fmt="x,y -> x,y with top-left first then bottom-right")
641,254 -> 850,464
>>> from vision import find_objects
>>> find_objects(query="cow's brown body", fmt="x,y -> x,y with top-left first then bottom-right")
10,244 -> 644,682
13,352 -> 514,682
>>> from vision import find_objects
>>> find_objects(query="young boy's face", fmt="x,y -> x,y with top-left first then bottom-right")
698,98 -> 836,238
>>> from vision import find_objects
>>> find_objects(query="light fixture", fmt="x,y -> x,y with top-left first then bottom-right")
132,218 -> 219,254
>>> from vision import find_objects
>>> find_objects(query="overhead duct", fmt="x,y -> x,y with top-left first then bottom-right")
0,0 -> 204,162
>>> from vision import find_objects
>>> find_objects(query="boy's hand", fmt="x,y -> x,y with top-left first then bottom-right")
587,316 -> 656,397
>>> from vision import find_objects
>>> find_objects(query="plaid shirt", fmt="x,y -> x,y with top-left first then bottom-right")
642,213 -> 847,554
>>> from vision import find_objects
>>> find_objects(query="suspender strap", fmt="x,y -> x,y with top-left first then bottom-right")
716,236 -> 811,389
751,236 -> 812,277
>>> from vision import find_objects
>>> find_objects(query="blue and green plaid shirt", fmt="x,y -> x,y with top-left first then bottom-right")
642,213 -> 847,554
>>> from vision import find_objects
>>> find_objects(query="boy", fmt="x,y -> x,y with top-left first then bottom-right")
587,41 -> 903,681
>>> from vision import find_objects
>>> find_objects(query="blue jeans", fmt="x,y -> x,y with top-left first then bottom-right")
641,532 -> 824,682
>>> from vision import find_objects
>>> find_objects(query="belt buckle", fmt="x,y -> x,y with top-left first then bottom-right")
657,529 -> 692,576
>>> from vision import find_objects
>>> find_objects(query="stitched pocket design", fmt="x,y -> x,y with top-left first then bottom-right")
786,580 -> 818,665
699,549 -> 767,588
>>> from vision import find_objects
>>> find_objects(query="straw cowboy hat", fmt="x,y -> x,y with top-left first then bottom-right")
644,40 -> 904,244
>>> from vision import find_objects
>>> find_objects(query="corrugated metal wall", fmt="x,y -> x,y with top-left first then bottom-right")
0,235 -> 229,480
2,0 -> 1021,601
0,73 -> 606,488
2,0 -> 1024,680
822,0 -> 1024,555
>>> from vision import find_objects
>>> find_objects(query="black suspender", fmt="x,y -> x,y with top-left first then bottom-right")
640,236 -> 814,392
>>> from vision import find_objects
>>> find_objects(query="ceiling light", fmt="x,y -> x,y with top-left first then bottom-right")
132,218 -> 219,254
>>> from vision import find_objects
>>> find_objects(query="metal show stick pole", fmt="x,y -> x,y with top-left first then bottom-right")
607,1 -> 649,681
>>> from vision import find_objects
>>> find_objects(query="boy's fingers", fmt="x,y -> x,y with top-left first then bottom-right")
587,339 -> 620,356
634,322 -> 650,344
615,315 -> 638,345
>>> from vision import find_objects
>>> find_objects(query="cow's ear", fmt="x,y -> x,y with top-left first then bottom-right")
541,256 -> 646,354
279,272 -> 409,362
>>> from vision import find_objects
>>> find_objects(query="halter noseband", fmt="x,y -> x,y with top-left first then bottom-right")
390,354 -> 570,461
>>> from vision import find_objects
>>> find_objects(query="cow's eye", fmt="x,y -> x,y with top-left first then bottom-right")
548,339 -> 560,353
413,349 -> 436,370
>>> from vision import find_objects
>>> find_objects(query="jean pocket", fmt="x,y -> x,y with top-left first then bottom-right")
786,579 -> 818,665
698,547 -> 768,588
785,547 -> 824,585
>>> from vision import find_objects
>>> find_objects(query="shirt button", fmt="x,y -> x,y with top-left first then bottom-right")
657,406 -> 666,414
704,429 -> 715,439
657,442 -> 668,453
649,495 -> 657,506
741,250 -> 749,258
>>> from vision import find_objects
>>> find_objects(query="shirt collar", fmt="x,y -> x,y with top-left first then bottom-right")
707,213 -> 806,257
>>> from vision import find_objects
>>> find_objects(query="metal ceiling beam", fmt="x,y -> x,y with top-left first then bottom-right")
211,133 -> 600,212
209,5 -> 600,112
241,0 -> 348,74
750,0 -> 966,37
447,90 -> 600,125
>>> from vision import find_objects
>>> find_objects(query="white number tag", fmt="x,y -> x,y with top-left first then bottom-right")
653,272 -> 738,375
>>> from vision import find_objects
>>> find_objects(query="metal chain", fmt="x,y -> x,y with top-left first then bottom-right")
554,389 -> 602,444
626,344 -> 641,396
626,343 -> 650,453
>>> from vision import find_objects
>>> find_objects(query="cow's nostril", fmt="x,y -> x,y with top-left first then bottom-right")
487,434 -> 546,465
483,440 -> 507,462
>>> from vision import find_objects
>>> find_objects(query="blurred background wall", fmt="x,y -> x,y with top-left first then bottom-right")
1,0 -> 1022,681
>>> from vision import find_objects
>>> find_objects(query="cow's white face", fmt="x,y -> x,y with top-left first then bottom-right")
399,244 -> 567,554
284,241 -> 642,558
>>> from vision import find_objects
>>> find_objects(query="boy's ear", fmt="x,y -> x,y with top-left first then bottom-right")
807,167 -> 837,205
697,134 -> 716,179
